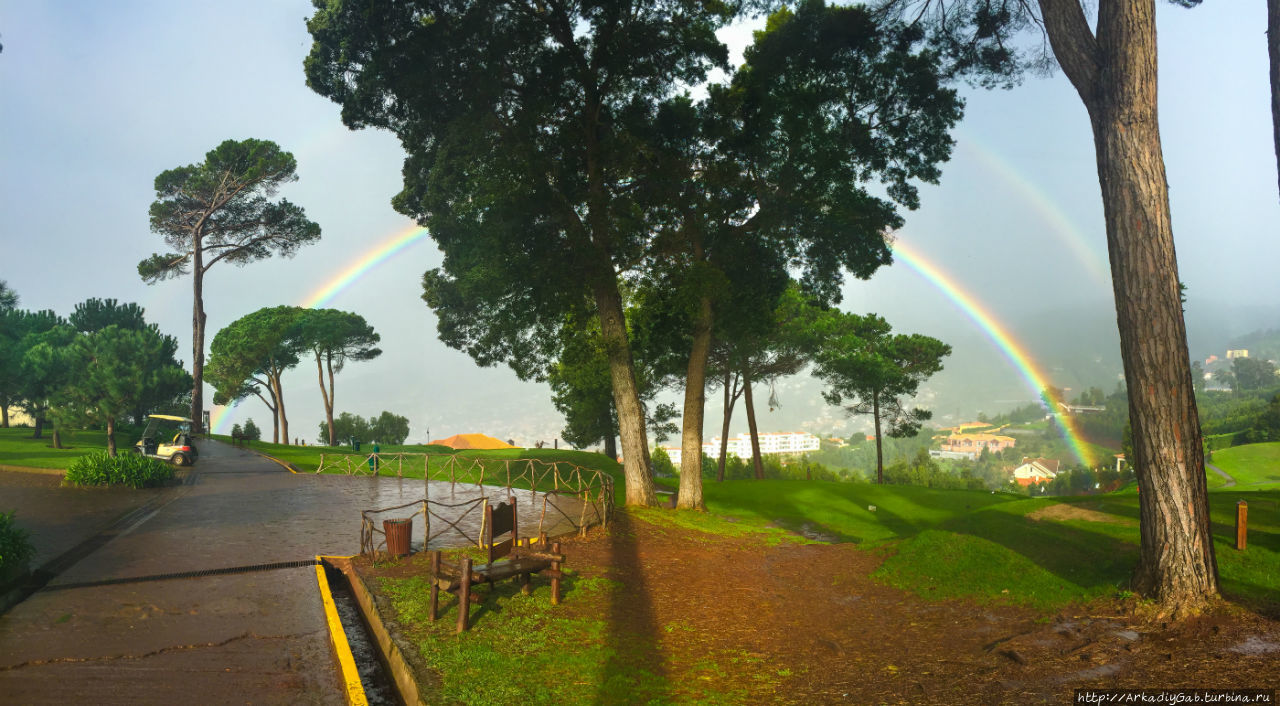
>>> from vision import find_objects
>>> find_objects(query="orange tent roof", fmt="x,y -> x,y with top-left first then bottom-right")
431,433 -> 516,450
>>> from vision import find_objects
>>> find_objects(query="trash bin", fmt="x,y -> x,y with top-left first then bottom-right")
352,438 -> 361,452
383,518 -> 412,558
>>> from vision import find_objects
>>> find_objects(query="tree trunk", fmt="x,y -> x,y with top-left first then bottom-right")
191,244 -> 206,435
1,400 -> 8,428
592,282 -> 656,506
873,391 -> 885,484
717,369 -> 738,482
742,368 -> 764,480
1040,0 -> 1218,613
1270,0 -> 1280,201
603,428 -> 617,461
106,417 -> 117,457
677,294 -> 713,510
52,426 -> 62,449
272,364 -> 289,446
32,414 -> 44,439
317,351 -> 336,446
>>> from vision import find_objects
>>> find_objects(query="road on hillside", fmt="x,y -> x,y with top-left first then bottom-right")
1207,462 -> 1237,488
0,439 -> 422,705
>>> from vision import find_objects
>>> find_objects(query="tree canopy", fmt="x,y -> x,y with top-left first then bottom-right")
295,308 -> 382,446
206,306 -> 305,445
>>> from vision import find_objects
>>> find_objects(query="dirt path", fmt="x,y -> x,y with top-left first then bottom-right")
369,511 -> 1280,704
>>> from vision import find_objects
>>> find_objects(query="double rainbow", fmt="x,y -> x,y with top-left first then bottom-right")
889,238 -> 1098,467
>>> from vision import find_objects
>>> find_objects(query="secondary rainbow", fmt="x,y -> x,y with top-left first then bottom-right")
890,237 -> 1097,468
209,224 -> 431,435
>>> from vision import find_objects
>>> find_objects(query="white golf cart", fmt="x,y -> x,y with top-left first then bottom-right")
134,414 -> 198,466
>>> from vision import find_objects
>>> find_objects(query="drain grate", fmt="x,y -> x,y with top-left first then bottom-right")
40,559 -> 321,592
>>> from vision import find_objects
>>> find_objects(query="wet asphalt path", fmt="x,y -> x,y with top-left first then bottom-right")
0,439 -> 431,705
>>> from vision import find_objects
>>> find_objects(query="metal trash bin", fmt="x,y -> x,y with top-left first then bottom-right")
383,518 -> 412,557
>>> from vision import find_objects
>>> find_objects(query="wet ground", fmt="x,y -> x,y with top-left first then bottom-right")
0,439 -> 592,704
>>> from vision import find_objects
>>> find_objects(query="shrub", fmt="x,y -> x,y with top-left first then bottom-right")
64,451 -> 175,488
0,511 -> 36,572
242,418 -> 261,441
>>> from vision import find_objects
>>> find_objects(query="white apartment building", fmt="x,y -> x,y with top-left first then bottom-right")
659,431 -> 821,466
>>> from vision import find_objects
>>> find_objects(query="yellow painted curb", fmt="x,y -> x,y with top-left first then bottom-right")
315,556 -> 368,706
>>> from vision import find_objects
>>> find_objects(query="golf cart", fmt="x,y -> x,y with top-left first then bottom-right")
135,414 -> 198,466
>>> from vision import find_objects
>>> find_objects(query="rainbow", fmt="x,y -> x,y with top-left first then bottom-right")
889,237 -> 1098,468
209,224 -> 431,434
957,134 -> 1110,287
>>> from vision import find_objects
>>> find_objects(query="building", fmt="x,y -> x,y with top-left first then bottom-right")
939,432 -> 1015,457
1011,457 -> 1060,487
658,431 -> 821,466
1226,349 -> 1249,359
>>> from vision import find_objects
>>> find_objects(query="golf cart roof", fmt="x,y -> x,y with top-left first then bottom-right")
147,414 -> 193,422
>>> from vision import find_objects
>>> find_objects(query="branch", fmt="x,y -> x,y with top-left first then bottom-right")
1037,0 -> 1100,100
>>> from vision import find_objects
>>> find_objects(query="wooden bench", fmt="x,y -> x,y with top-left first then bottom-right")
428,496 -> 565,632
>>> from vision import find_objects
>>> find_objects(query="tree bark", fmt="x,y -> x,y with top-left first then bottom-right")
593,282 -> 656,506
317,352 -> 336,446
677,294 -> 713,509
1269,0 -> 1280,201
742,368 -> 764,480
717,369 -> 739,482
191,239 -> 206,435
1040,0 -> 1218,613
52,426 -> 62,449
106,417 -> 117,457
32,414 -> 44,439
603,428 -> 617,461
272,362 -> 289,446
1,401 -> 8,428
873,391 -> 885,485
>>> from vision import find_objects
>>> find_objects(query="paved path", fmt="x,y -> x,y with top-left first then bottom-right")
0,440 -> 431,705
1207,462 -> 1237,488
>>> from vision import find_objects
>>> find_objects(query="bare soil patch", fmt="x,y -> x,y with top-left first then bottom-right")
1027,502 -> 1137,526
358,511 -> 1278,704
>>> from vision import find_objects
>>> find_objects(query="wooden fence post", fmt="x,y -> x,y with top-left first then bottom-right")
1236,500 -> 1248,551
457,557 -> 472,633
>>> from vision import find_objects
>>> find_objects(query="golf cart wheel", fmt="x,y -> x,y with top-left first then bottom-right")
171,453 -> 189,467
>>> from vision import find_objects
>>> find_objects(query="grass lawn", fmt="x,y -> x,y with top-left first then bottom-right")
696,477 -> 1280,613
0,426 -> 133,469
1211,442 -> 1280,489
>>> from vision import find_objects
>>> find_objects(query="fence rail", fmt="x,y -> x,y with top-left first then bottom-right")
332,453 -> 613,557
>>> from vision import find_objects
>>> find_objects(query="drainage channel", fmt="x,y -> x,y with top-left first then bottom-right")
322,563 -> 401,705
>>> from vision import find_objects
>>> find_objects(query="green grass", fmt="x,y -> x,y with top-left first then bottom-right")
377,564 -> 766,704
691,477 -> 1280,613
0,426 -> 132,469
1210,442 -> 1280,489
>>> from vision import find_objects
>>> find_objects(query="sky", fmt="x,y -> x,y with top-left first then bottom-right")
1,1 -> 1277,447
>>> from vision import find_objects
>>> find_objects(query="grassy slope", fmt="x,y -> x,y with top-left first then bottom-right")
0,427 -> 123,469
1211,442 -> 1280,489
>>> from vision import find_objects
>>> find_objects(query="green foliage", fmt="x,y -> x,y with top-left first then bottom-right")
230,423 -> 242,438
69,298 -> 147,333
63,450 -> 174,488
1199,384 -> 1280,436
142,139 -> 320,283
1233,357 -> 1279,392
651,446 -> 677,477
0,510 -> 35,572
241,418 -> 261,441
0,281 -> 17,312
320,410 -> 410,445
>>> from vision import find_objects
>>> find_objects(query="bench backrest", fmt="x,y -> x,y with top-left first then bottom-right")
485,496 -> 519,563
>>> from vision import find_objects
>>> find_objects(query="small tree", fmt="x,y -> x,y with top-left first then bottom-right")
814,313 -> 950,484
231,422 -> 243,438
140,139 -> 320,433
206,307 -> 305,444
242,418 -> 261,441
295,309 -> 381,446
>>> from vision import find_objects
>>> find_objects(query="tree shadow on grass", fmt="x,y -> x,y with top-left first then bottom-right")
597,512 -> 669,705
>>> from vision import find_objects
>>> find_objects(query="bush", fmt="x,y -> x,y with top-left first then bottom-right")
242,418 -> 262,441
64,451 -> 175,488
0,511 -> 36,573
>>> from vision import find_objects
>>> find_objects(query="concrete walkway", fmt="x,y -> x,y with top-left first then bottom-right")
1208,462 -> 1237,488
0,439 -> 427,705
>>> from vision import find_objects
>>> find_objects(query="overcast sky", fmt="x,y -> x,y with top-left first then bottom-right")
2,1 -> 1277,446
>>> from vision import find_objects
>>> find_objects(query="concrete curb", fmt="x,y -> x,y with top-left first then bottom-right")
324,556 -> 428,706
315,556 -> 369,706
